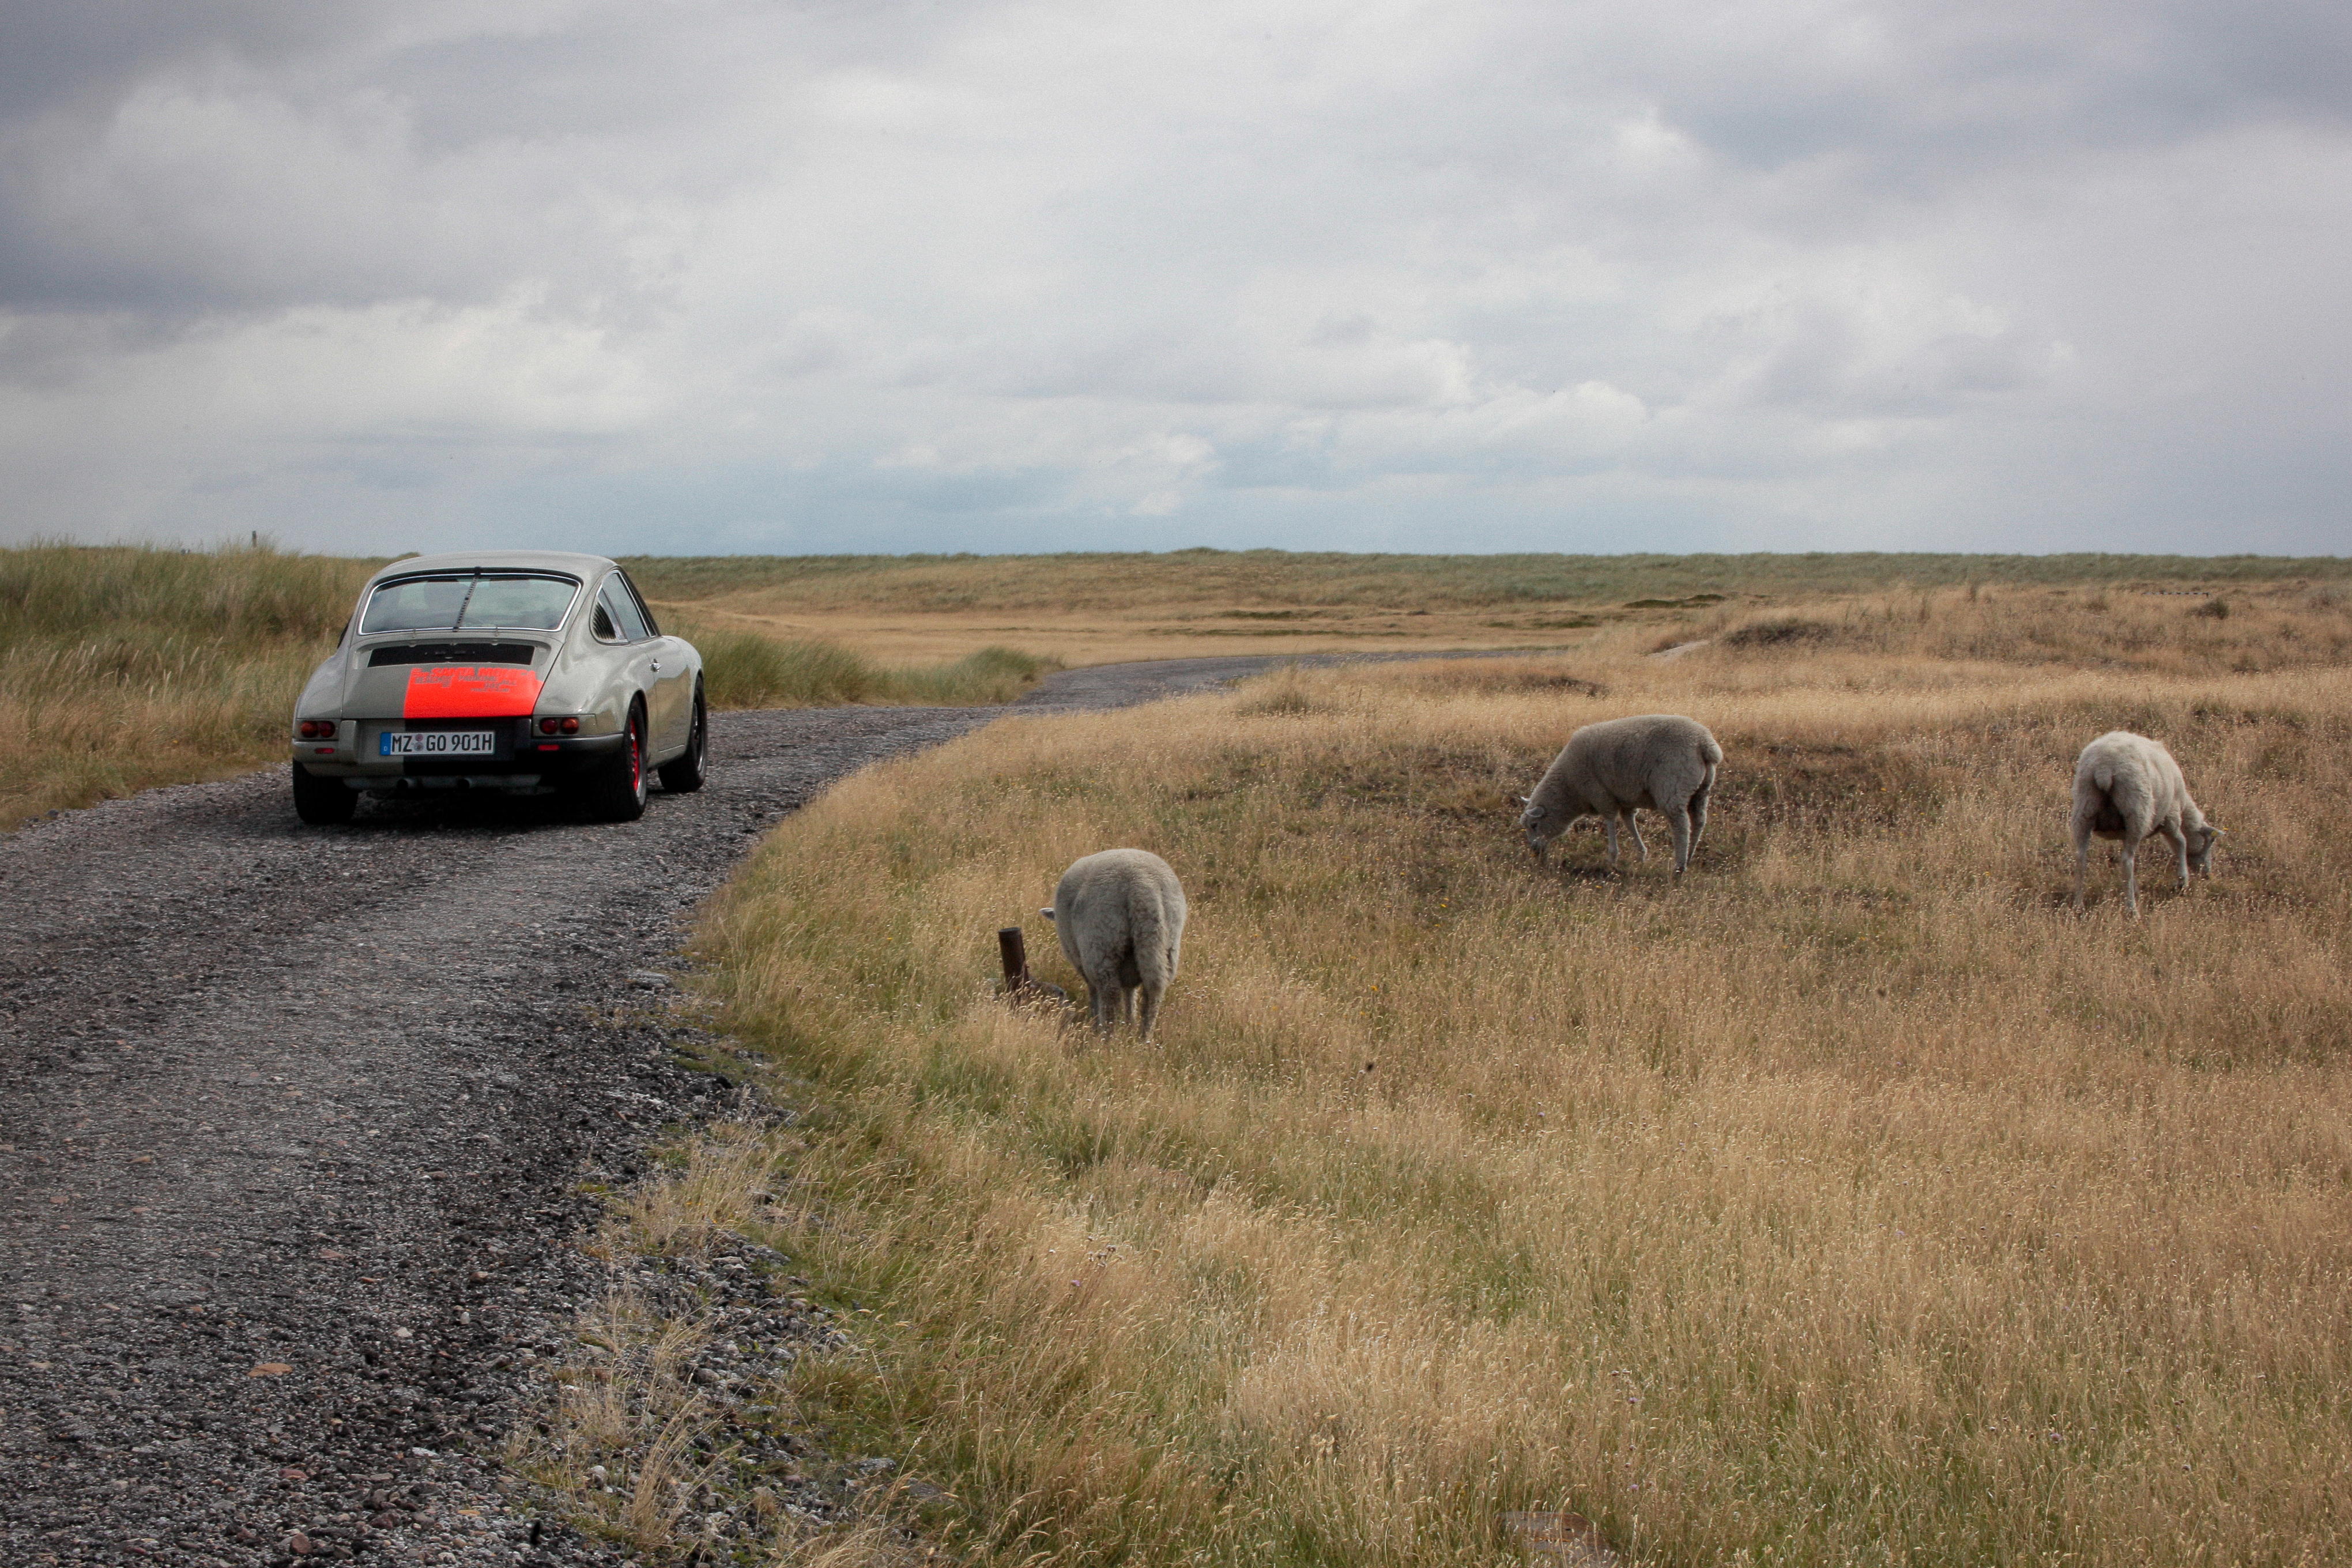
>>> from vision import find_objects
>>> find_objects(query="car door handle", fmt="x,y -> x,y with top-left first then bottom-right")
650,659 -> 661,672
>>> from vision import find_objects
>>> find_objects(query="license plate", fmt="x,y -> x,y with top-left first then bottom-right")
380,730 -> 498,757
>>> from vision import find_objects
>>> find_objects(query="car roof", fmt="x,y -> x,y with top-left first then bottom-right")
363,551 -> 617,585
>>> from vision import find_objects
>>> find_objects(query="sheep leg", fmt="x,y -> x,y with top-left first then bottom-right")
1137,981 -> 1164,1042
2121,829 -> 2142,918
1622,811 -> 1649,861
1089,977 -> 1126,1036
1602,813 -> 1620,864
1687,785 -> 1711,860
2161,822 -> 2190,890
1662,803 -> 1694,875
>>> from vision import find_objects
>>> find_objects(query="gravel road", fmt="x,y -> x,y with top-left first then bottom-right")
0,656 -> 1318,1568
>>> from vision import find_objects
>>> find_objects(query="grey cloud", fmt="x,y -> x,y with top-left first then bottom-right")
0,2 -> 916,316
1,0 -> 2346,554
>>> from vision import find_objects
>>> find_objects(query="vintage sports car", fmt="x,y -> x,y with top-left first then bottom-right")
289,551 -> 706,825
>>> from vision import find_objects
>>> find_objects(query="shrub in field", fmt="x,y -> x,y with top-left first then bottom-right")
1720,616 -> 1838,648
696,630 -> 890,708
692,628 -> 1052,709
892,645 -> 1055,705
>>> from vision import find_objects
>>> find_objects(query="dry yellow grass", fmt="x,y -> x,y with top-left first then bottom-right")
509,1118 -> 803,1558
645,598 -> 1550,666
629,552 -> 2352,670
508,1286 -> 726,1556
678,590 -> 2352,1567
0,542 -> 378,826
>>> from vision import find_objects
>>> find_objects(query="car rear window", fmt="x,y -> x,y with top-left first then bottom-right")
361,573 -> 579,634
594,576 -> 651,642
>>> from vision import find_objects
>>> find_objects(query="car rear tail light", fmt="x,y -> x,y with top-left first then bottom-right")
537,716 -> 580,734
297,719 -> 336,739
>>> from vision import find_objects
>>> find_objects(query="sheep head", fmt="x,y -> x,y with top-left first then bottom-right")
1516,796 -> 1554,862
2186,822 -> 2223,874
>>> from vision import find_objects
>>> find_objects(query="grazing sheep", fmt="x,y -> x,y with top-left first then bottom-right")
1042,849 -> 1187,1038
1518,714 -> 1722,875
2071,731 -> 2222,915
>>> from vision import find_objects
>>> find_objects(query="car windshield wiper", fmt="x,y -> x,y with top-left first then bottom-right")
446,571 -> 483,631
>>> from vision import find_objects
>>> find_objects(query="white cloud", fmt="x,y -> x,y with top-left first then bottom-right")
0,0 -> 2347,555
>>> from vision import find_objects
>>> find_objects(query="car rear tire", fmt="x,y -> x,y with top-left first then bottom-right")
582,700 -> 650,822
291,763 -> 357,826
657,683 -> 708,793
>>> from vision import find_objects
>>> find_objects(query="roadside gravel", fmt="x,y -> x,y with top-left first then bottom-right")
0,655 -> 1315,1568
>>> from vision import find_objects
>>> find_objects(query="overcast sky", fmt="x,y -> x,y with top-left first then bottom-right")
2,1 -> 2347,558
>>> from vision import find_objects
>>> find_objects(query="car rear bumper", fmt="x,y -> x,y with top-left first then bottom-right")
295,730 -> 626,791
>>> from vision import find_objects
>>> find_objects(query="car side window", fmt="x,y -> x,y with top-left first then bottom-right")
596,577 -> 650,643
619,572 -> 662,638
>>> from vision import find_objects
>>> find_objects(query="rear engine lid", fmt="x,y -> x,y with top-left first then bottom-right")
344,636 -> 553,719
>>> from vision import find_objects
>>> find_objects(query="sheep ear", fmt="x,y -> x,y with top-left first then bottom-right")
1516,794 -> 1531,805
1040,907 -> 1057,921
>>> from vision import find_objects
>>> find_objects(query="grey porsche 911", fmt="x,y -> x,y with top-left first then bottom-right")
288,551 -> 706,824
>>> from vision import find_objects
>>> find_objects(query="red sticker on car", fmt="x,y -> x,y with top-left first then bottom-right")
403,666 -> 544,718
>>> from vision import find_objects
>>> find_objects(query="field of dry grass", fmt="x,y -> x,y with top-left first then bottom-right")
627,551 -> 2352,668
0,542 -> 380,828
576,581 -> 2352,1566
23,543 -> 2340,831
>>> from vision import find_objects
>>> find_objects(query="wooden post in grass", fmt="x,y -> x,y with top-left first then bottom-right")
997,925 -> 1070,1012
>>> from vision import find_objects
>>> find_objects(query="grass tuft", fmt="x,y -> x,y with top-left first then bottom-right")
609,627 -> 1053,711
1720,616 -> 1837,648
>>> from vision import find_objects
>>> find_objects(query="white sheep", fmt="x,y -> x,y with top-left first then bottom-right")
1518,714 -> 1723,874
1042,849 -> 1187,1038
2071,731 -> 2222,915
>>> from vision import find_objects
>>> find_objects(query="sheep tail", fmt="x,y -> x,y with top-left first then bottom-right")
2082,758 -> 2142,835
2080,778 -> 2125,835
